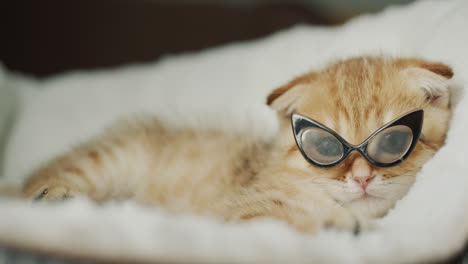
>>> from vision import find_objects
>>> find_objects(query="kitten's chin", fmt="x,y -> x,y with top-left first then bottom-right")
345,195 -> 394,218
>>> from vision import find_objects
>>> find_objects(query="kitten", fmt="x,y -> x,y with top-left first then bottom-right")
21,56 -> 453,233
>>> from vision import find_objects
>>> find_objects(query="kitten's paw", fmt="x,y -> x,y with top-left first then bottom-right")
24,184 -> 75,201
351,215 -> 375,235
34,187 -> 73,201
323,209 -> 375,235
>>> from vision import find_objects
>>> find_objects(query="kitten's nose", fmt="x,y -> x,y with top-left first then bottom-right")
353,176 -> 375,190
351,157 -> 375,190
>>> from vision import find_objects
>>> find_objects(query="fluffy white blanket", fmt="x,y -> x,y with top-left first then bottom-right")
1,0 -> 468,263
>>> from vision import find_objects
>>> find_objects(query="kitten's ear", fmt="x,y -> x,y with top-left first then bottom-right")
266,73 -> 316,116
404,62 -> 453,107
419,62 -> 453,79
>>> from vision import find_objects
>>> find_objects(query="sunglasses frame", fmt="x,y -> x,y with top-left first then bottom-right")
291,109 -> 424,168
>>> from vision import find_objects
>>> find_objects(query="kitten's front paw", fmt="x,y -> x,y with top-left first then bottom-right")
323,209 -> 375,234
352,215 -> 375,234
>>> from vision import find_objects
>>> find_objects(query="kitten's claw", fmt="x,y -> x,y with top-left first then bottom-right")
353,219 -> 361,235
34,188 -> 49,201
353,216 -> 375,235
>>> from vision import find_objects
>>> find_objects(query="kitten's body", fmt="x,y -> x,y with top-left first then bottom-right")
22,56 -> 453,233
24,120 -> 267,211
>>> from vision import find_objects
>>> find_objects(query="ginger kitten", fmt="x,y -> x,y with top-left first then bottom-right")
22,56 -> 453,233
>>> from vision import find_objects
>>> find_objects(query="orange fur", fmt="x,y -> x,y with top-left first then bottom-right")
22,56 -> 453,234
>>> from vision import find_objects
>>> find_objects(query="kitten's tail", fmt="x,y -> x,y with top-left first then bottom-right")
0,182 -> 21,198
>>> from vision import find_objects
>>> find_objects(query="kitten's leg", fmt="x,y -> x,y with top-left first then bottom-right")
219,187 -> 372,234
22,121 -> 157,202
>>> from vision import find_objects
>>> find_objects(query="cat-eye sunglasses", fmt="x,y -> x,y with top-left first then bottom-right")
291,109 -> 424,168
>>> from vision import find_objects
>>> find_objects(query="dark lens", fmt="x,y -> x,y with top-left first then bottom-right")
367,125 -> 413,164
316,137 -> 343,156
301,128 -> 344,165
379,131 -> 411,154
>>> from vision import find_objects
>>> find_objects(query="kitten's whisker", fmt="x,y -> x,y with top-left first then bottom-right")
382,172 -> 417,178
280,176 -> 337,190
383,182 -> 412,186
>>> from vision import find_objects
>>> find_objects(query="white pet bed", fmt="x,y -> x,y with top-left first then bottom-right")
1,0 -> 468,263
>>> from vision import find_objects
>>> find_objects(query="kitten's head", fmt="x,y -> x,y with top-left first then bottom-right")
268,56 -> 453,217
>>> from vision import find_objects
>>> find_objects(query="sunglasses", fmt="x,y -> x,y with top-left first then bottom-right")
291,109 -> 424,168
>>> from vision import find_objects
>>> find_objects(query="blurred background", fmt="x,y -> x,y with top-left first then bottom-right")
1,0 -> 415,78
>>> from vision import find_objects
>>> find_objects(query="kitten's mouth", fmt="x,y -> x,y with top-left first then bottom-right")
350,193 -> 381,203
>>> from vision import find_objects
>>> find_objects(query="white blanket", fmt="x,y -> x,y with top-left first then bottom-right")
1,0 -> 468,263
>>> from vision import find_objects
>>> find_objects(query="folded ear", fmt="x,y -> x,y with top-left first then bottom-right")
419,62 -> 453,79
403,62 -> 453,108
266,73 -> 316,116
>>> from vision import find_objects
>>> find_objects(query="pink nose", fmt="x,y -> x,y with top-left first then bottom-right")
351,157 -> 375,190
353,176 -> 375,190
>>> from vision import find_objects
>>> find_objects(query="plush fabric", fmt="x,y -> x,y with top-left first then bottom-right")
1,0 -> 468,263
0,64 -> 17,176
